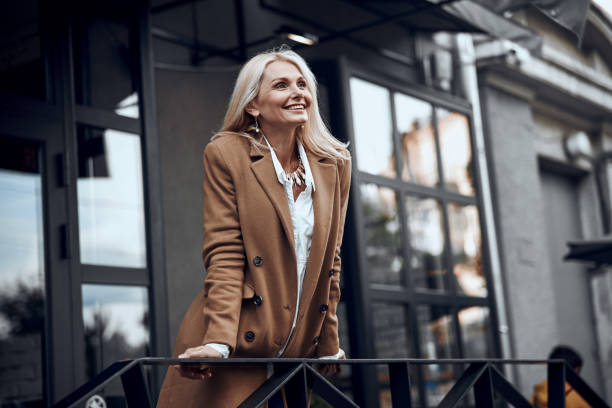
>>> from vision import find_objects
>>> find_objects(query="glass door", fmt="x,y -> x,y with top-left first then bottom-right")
0,137 -> 47,406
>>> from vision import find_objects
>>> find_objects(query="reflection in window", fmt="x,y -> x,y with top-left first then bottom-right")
373,303 -> 411,359
437,109 -> 474,196
459,306 -> 492,358
447,204 -> 486,297
361,184 -> 403,286
350,78 -> 395,178
0,139 -> 45,406
372,303 -> 416,407
0,1 -> 45,99
73,18 -> 140,118
406,197 -> 447,291
417,306 -> 458,407
82,284 -> 150,381
77,125 -> 146,268
395,93 -> 438,186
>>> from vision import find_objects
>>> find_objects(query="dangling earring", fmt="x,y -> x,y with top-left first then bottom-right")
254,116 -> 260,133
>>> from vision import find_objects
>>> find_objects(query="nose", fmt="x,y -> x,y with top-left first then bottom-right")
290,85 -> 306,100
290,82 -> 305,94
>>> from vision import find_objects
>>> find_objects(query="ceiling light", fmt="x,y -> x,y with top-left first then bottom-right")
276,26 -> 318,46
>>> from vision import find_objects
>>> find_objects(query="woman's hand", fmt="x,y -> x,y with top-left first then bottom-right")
175,345 -> 223,380
317,348 -> 345,376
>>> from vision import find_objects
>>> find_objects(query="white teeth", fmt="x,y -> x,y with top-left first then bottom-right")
285,104 -> 305,110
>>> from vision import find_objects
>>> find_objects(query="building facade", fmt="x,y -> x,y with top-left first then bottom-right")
0,0 -> 610,407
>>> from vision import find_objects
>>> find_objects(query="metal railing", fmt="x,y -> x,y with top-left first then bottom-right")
54,358 -> 610,408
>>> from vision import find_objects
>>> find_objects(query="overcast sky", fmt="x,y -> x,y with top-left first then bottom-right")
593,0 -> 612,18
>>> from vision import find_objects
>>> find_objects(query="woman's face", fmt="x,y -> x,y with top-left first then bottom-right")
249,60 -> 313,131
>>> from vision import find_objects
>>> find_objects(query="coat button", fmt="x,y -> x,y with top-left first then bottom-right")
253,256 -> 263,266
329,269 -> 334,277
320,304 -> 328,314
252,295 -> 263,306
245,331 -> 255,342
313,336 -> 320,345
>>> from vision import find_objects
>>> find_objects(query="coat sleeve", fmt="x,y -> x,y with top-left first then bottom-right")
317,154 -> 351,357
199,142 -> 245,352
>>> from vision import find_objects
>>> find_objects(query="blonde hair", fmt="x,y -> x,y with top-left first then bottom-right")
214,46 -> 350,161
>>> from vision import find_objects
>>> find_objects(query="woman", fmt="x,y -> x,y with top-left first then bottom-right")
157,47 -> 351,407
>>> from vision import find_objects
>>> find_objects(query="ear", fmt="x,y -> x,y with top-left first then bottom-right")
245,101 -> 259,118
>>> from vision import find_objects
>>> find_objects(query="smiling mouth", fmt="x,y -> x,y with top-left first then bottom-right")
283,104 -> 306,110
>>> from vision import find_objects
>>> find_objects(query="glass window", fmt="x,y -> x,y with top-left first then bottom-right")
406,196 -> 447,291
0,1 -> 45,99
77,125 -> 147,268
73,17 -> 140,118
447,203 -> 486,297
361,184 -> 403,286
372,302 -> 417,407
458,306 -> 493,358
437,109 -> 475,196
373,303 -> 411,359
395,93 -> 438,187
350,78 -> 395,178
0,138 -> 45,406
417,305 -> 458,407
82,285 -> 150,380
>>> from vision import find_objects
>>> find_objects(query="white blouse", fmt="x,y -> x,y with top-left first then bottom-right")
206,139 -> 343,360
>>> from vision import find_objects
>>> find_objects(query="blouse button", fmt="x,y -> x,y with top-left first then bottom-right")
245,331 -> 255,342
252,295 -> 263,306
320,304 -> 329,314
329,269 -> 334,277
253,256 -> 263,266
313,336 -> 320,345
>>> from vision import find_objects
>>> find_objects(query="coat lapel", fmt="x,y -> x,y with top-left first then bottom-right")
249,143 -> 296,257
298,151 -> 336,314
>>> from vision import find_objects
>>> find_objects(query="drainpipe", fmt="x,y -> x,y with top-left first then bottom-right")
455,33 -> 515,380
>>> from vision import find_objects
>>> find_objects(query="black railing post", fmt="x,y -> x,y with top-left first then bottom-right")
120,362 -> 152,408
548,361 -> 566,408
284,364 -> 309,408
54,357 -> 612,408
388,362 -> 412,407
473,365 -> 494,408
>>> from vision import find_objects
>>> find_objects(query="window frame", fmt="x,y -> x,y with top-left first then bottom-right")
340,61 -> 501,407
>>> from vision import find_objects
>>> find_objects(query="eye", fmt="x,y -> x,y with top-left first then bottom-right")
297,81 -> 307,89
273,82 -> 287,89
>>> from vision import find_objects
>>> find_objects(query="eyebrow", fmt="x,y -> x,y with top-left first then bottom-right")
270,76 -> 305,83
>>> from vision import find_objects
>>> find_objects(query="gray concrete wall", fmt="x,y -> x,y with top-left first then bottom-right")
479,85 -> 560,394
155,67 -> 237,351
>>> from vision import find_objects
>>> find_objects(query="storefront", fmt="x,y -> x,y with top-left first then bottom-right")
1,0 -> 603,406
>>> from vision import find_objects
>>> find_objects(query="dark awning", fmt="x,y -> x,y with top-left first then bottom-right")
564,237 -> 612,265
467,0 -> 592,43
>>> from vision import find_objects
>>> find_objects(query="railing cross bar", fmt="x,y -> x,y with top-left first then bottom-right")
566,364 -> 611,408
304,363 -> 359,408
238,363 -> 303,408
121,363 -> 153,408
284,365 -> 308,408
54,360 -> 135,408
489,365 -> 532,407
437,362 -> 488,408
474,365 -> 494,408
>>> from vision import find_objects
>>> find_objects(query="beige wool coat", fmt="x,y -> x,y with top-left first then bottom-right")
157,133 -> 351,407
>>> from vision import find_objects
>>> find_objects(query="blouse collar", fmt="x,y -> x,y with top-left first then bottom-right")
262,135 -> 316,192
